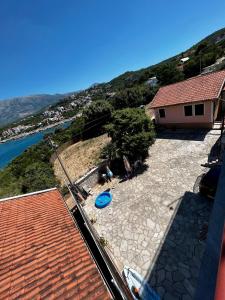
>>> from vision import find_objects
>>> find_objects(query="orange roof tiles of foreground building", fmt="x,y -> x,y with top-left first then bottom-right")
0,188 -> 111,300
150,70 -> 225,108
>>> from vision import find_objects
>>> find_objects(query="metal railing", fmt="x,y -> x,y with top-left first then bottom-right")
214,224 -> 225,300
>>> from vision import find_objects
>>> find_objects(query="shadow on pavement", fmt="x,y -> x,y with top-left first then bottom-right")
118,163 -> 149,183
143,191 -> 213,299
156,129 -> 210,141
208,136 -> 221,162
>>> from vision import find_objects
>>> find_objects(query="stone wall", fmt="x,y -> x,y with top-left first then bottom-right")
75,166 -> 99,189
75,160 -> 107,190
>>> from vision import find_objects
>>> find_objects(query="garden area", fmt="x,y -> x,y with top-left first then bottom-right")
0,89 -> 155,199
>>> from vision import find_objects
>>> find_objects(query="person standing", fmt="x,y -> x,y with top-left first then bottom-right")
123,155 -> 132,179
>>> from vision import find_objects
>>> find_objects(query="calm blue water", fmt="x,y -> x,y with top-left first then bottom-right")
0,122 -> 70,170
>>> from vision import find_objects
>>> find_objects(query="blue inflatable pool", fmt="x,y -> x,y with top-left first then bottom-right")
95,192 -> 112,209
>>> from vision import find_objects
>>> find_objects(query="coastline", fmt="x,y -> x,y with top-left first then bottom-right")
0,116 -> 76,144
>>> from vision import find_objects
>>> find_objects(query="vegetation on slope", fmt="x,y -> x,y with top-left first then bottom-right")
0,100 -> 154,198
53,134 -> 110,185
108,27 -> 225,91
1,27 -> 225,198
0,141 -> 56,198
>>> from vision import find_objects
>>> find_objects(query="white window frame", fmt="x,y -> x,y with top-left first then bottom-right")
158,108 -> 166,118
183,103 -> 205,117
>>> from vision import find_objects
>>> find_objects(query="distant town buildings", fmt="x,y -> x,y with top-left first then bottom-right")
0,86 -> 94,140
2,124 -> 35,138
180,57 -> 190,63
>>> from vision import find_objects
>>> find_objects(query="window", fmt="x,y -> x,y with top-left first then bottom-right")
159,108 -> 165,118
195,104 -> 204,116
184,105 -> 193,116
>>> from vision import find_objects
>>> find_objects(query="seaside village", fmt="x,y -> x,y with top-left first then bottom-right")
0,66 -> 225,300
0,93 -> 93,141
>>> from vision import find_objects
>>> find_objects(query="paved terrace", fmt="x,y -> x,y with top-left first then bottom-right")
83,129 -> 220,299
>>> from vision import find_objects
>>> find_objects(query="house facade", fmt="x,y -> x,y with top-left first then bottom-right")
148,70 -> 225,129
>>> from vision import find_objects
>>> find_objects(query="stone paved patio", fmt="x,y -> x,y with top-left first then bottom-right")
83,129 -> 220,299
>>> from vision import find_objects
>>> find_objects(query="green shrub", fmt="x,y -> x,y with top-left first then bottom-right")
105,108 -> 155,161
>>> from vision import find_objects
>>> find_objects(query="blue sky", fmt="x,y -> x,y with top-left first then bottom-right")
0,0 -> 225,100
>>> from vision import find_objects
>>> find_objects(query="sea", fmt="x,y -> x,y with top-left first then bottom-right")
0,122 -> 70,170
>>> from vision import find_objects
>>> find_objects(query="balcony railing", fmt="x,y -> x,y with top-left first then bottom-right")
195,152 -> 225,300
214,224 -> 225,300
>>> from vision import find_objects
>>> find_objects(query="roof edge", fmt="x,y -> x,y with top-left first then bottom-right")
150,69 -> 225,108
0,187 -> 57,202
217,78 -> 225,98
157,69 -> 225,90
150,98 -> 217,109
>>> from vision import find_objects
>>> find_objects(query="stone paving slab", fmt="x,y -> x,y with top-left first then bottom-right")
83,130 -> 219,299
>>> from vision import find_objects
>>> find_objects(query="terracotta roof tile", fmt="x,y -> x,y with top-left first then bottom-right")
150,70 -> 225,108
0,189 -> 112,300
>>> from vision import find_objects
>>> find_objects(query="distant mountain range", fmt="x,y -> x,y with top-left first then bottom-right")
0,93 -> 76,126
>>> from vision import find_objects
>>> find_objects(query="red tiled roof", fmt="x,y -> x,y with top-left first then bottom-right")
150,70 -> 225,108
0,188 -> 111,300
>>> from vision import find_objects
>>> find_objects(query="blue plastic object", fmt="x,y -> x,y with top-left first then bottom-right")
95,192 -> 112,209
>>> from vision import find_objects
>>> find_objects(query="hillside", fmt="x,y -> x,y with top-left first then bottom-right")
53,134 -> 110,185
0,93 -> 76,126
1,27 -> 225,129
107,27 -> 225,90
1,27 -> 225,199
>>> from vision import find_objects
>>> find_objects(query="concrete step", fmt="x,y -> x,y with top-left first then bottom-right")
212,123 -> 222,130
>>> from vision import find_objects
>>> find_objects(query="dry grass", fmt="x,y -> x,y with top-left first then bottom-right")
53,134 -> 110,185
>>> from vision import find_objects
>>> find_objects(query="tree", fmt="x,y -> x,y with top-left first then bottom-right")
111,86 -> 147,110
142,86 -> 158,104
82,100 -> 114,138
71,116 -> 85,142
105,108 -> 155,160
21,162 -> 57,193
110,91 -> 129,110
202,52 -> 217,68
195,42 -> 209,56
183,58 -> 200,78
155,63 -> 184,85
